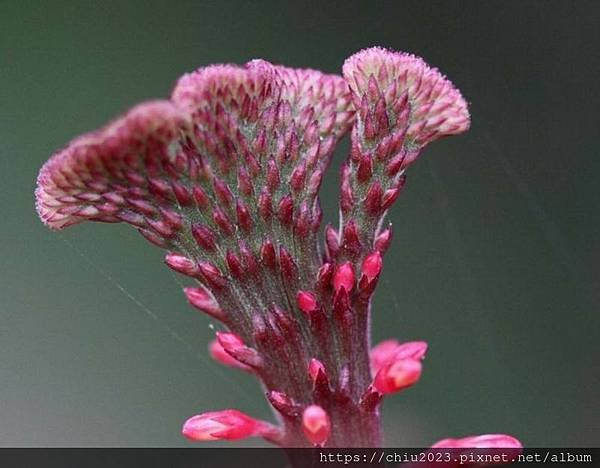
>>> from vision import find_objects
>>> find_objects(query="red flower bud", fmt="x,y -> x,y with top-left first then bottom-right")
333,262 -> 355,293
208,339 -> 251,371
165,253 -> 198,277
374,225 -> 393,252
184,287 -> 224,321
302,405 -> 331,446
373,357 -> 422,394
370,339 -> 428,373
361,251 -> 382,281
296,291 -> 319,315
182,409 -> 259,441
308,358 -> 326,384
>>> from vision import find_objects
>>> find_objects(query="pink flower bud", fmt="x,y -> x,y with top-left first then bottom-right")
296,291 -> 319,315
164,253 -> 198,277
236,200 -> 253,232
361,251 -> 382,281
302,405 -> 331,446
208,339 -> 251,371
370,339 -> 428,373
216,332 -> 245,352
431,434 -> 523,449
374,225 -> 393,252
260,239 -> 276,269
333,262 -> 355,293
325,225 -> 340,257
216,332 -> 263,369
373,357 -> 422,394
267,391 -> 298,418
191,223 -> 217,251
184,287 -> 224,320
394,341 -> 428,360
316,262 -> 334,289
198,261 -> 226,288
182,409 -> 259,441
277,194 -> 294,225
308,358 -> 326,383
279,246 -> 297,281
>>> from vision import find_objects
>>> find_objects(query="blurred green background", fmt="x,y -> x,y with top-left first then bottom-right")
1,0 -> 598,447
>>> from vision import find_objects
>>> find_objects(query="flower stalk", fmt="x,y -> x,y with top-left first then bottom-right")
35,47 -> 520,451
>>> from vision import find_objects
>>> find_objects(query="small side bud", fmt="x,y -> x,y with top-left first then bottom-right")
341,220 -> 362,255
198,261 -> 227,289
296,291 -> 319,315
370,339 -> 428,373
333,262 -> 356,293
216,332 -> 263,369
373,357 -> 422,395
279,246 -> 297,281
361,251 -> 382,281
316,262 -> 334,290
260,239 -> 277,269
165,253 -> 198,277
302,405 -> 331,446
374,225 -> 393,252
182,409 -> 259,441
308,358 -> 327,384
325,224 -> 340,258
184,287 -> 225,321
208,339 -> 251,371
267,390 -> 299,418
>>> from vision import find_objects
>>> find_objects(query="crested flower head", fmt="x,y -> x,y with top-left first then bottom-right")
35,47 -> 519,455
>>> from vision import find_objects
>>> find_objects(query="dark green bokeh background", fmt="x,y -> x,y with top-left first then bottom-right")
1,0 -> 598,447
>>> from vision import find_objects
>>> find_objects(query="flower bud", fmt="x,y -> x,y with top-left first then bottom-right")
208,339 -> 251,371
373,357 -> 422,394
182,409 -> 259,441
308,358 -> 327,384
302,405 -> 330,446
184,287 -> 225,321
333,262 -> 355,293
296,291 -> 319,315
361,251 -> 382,281
431,434 -> 523,449
370,339 -> 428,373
165,253 -> 198,277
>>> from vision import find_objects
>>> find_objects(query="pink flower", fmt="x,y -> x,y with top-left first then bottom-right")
302,405 -> 331,446
35,46 -> 519,454
431,434 -> 523,449
370,339 -> 428,374
182,409 -> 273,441
373,357 -> 422,394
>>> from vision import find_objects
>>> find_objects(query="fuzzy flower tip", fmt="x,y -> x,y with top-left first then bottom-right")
35,48 -> 519,453
343,47 -> 470,150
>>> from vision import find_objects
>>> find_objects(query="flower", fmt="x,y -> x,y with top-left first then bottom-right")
35,47 -> 519,454
302,405 -> 331,446
182,409 -> 274,441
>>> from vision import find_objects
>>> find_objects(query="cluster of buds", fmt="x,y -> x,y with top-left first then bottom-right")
35,47 -> 520,451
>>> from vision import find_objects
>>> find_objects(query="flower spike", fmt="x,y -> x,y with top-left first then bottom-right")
36,48 -> 520,455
